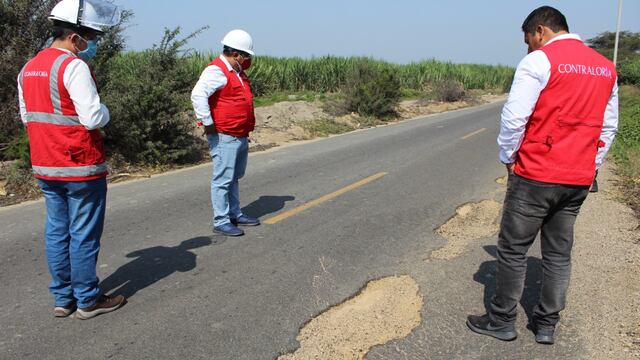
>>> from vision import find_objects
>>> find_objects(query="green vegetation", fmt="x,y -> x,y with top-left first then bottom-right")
302,119 -> 355,138
0,0 -> 58,163
587,31 -> 640,64
342,62 -> 402,118
613,86 -> 640,173
433,79 -> 467,102
99,28 -> 206,165
252,91 -> 333,108
618,59 -> 640,87
187,53 -> 515,97
611,85 -> 640,212
588,31 -> 640,214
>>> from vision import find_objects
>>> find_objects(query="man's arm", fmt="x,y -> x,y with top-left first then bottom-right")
190,65 -> 227,133
64,59 -> 110,130
596,80 -> 619,169
497,51 -> 551,167
17,67 -> 28,125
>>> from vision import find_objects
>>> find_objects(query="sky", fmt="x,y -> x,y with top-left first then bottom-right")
116,0 -> 639,66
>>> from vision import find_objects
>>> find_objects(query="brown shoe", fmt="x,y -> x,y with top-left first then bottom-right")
76,295 -> 125,320
54,304 -> 77,318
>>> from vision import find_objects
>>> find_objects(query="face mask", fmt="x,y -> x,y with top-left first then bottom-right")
241,58 -> 252,70
73,34 -> 98,61
78,40 -> 98,61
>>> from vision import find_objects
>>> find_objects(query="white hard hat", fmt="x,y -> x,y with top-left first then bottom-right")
49,0 -> 121,33
221,29 -> 254,56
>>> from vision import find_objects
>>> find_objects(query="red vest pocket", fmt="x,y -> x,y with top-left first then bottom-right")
549,115 -> 601,172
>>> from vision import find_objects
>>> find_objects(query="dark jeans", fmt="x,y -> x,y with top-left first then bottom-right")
489,174 -> 589,329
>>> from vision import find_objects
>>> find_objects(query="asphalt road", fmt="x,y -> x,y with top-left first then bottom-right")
0,102 -> 585,359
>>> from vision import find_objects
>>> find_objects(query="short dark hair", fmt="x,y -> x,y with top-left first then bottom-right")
51,20 -> 95,41
521,6 -> 569,34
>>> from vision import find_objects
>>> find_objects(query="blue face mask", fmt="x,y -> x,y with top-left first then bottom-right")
78,40 -> 98,61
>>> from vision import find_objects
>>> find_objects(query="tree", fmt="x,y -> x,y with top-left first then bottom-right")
0,0 -> 57,159
586,31 -> 640,62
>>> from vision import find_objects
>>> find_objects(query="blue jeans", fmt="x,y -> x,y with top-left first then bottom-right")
37,178 -> 107,308
207,133 -> 248,227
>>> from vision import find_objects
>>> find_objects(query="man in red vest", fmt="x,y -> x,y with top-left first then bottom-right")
467,6 -> 618,344
18,0 -> 125,319
191,29 -> 260,237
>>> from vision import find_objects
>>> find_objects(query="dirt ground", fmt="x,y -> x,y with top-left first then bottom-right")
278,276 -> 423,360
568,164 -> 640,359
430,199 -> 502,260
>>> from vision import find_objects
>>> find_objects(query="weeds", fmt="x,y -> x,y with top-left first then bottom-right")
612,85 -> 640,216
433,79 -> 467,102
302,119 -> 354,137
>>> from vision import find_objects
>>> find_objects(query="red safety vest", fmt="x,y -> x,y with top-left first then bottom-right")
514,39 -> 617,186
207,58 -> 255,137
19,48 -> 107,181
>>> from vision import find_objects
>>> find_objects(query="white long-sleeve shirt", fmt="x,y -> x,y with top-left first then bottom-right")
18,48 -> 110,130
190,55 -> 244,126
498,34 -> 619,169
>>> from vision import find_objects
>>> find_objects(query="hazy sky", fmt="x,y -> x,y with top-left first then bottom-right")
116,1 -> 639,66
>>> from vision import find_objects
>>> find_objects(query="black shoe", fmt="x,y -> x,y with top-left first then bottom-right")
466,314 -> 518,341
535,327 -> 555,345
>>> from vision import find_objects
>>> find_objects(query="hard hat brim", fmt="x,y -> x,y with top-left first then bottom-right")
221,40 -> 255,56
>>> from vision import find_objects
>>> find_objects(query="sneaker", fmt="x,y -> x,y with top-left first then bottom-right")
76,295 -> 125,320
231,215 -> 260,227
213,223 -> 244,236
54,304 -> 76,318
466,314 -> 518,341
535,326 -> 555,345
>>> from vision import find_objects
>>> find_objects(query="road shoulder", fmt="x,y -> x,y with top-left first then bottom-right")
568,162 -> 640,359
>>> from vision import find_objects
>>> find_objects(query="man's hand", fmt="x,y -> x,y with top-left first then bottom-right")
203,124 -> 216,136
505,162 -> 515,174
589,170 -> 599,193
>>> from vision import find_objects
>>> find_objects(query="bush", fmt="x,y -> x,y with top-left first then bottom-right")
618,59 -> 640,86
302,119 -> 354,137
343,62 -> 402,118
100,28 -> 206,165
322,97 -> 350,117
433,79 -> 466,102
2,130 -> 31,168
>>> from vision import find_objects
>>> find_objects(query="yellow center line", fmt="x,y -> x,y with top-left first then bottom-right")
263,172 -> 388,225
461,127 -> 487,140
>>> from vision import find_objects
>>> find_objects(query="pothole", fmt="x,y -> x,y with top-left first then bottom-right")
429,200 -> 502,260
278,275 -> 423,360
